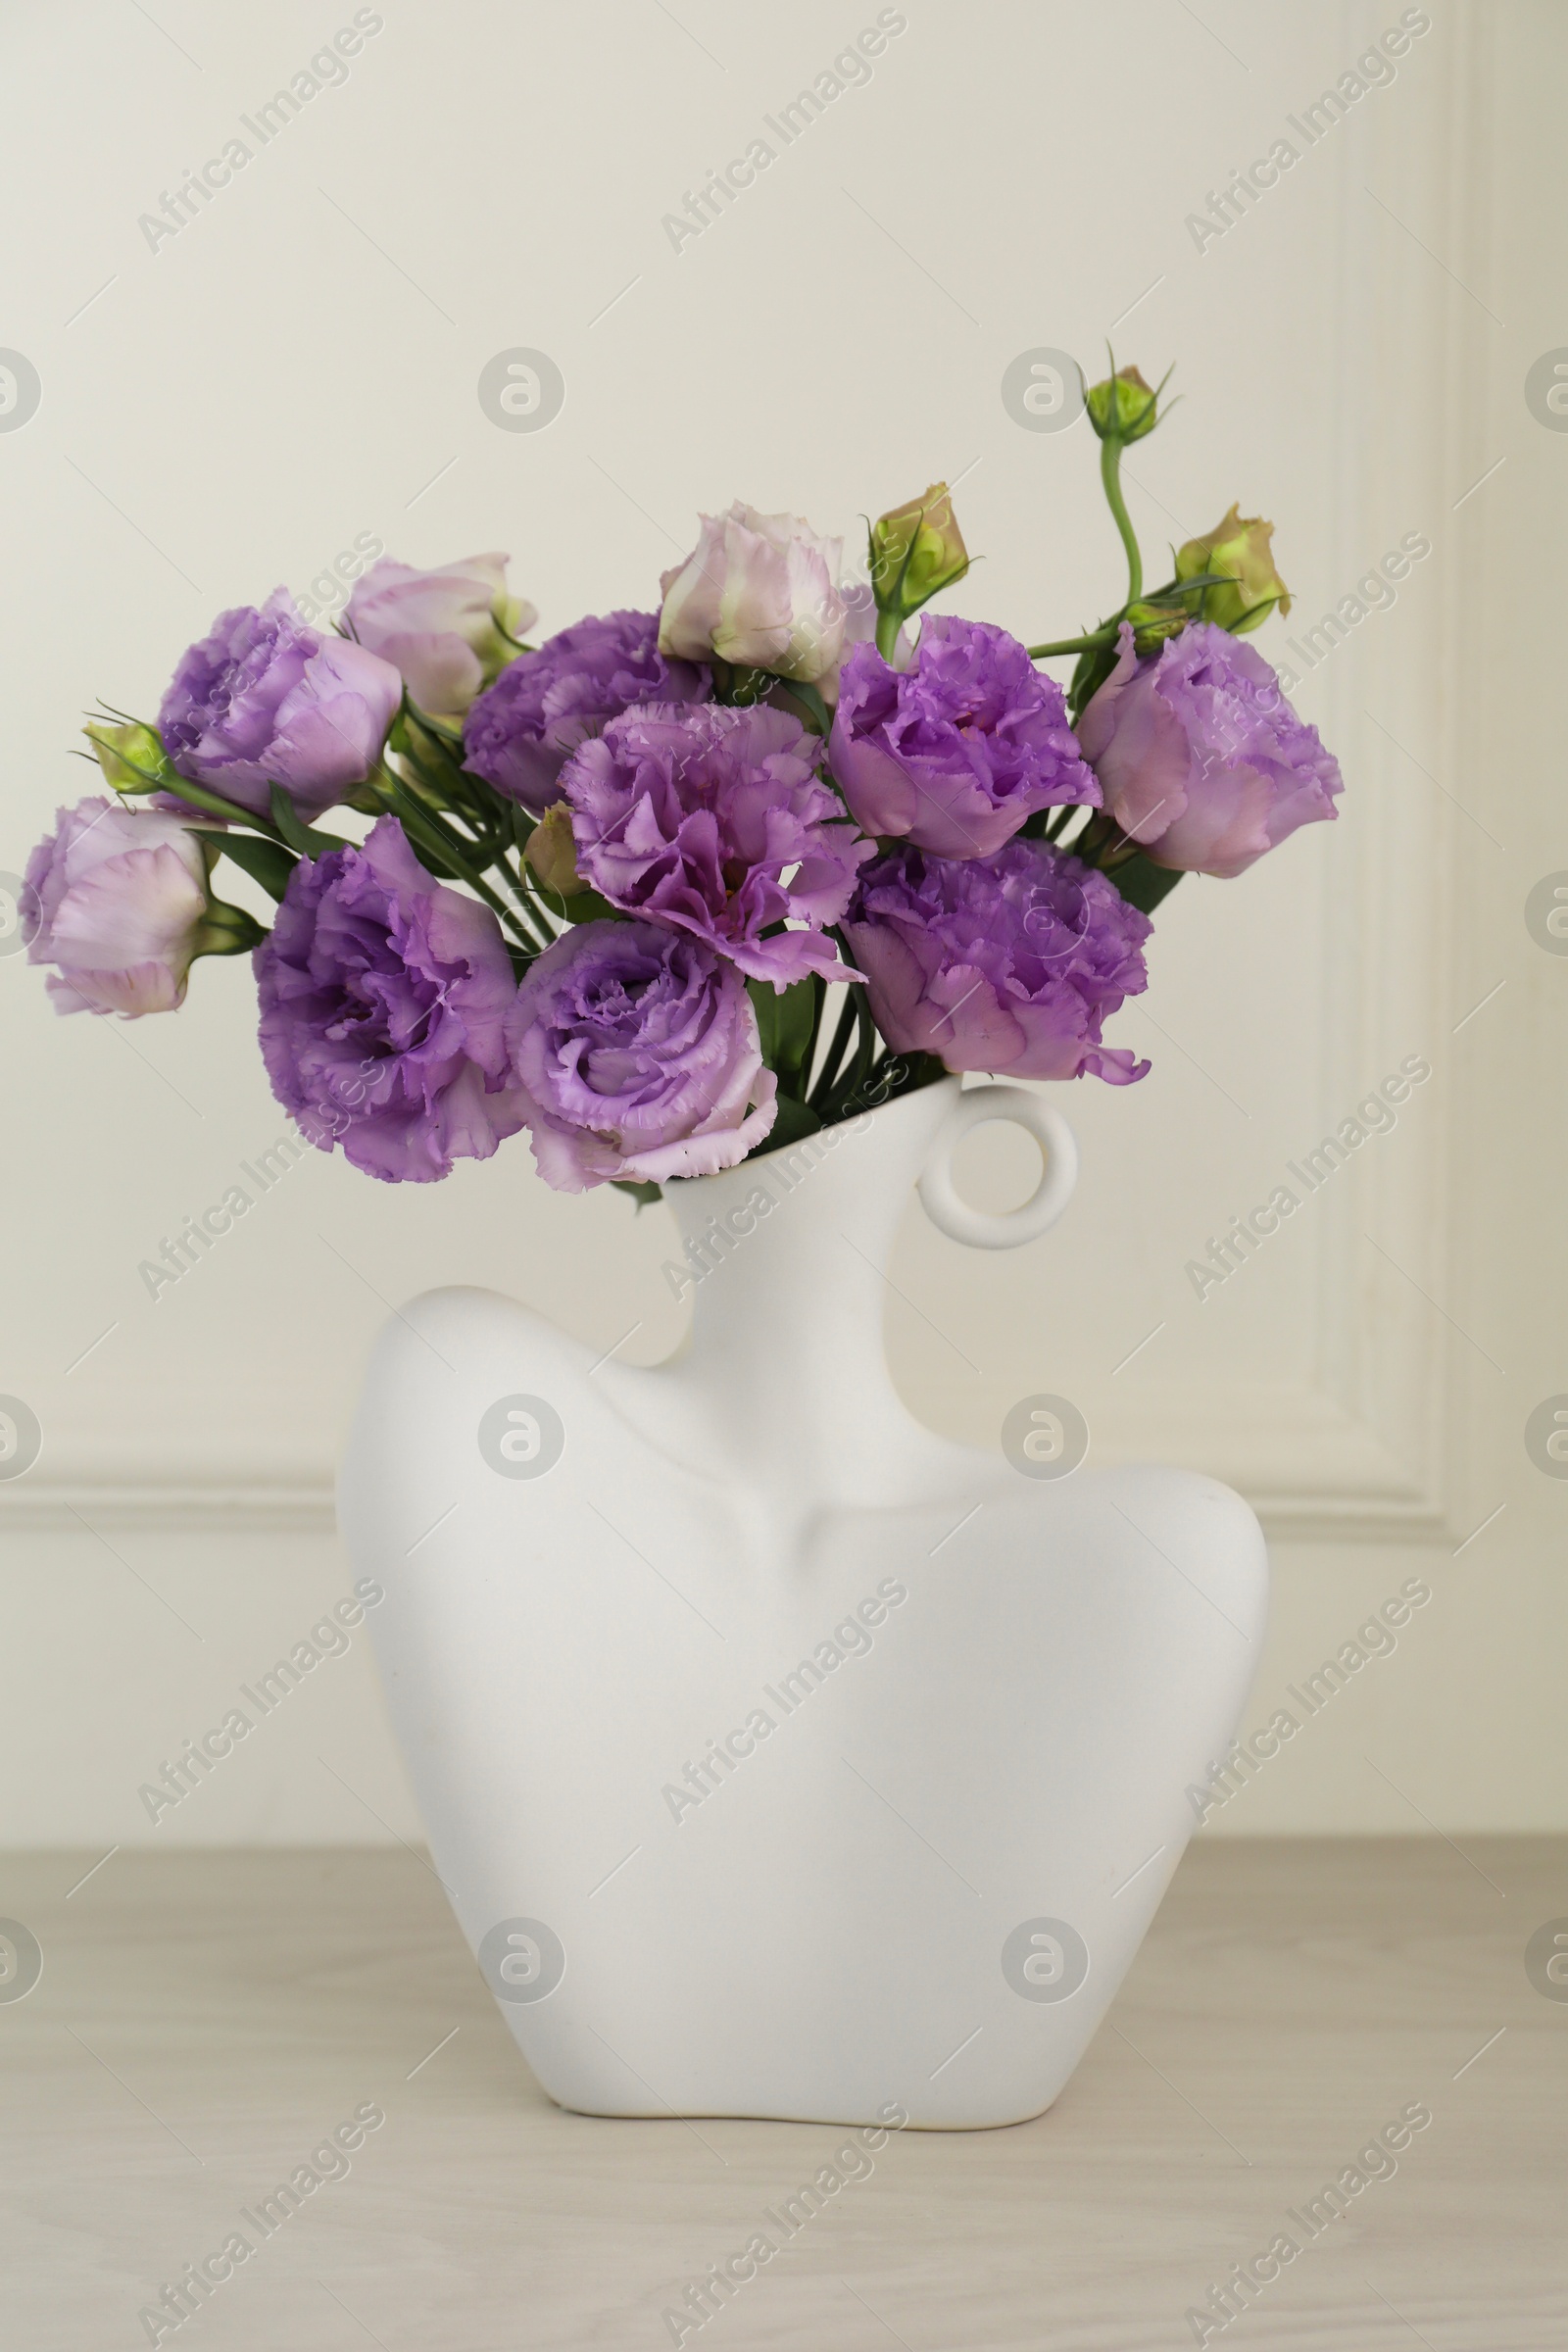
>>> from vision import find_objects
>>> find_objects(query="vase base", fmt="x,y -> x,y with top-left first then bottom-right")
545,2089 -> 1064,2132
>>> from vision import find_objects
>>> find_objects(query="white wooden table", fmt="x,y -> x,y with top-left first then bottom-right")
2,1838 -> 1560,2349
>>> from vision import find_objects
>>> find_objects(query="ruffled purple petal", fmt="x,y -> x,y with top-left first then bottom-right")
843,838 -> 1151,1085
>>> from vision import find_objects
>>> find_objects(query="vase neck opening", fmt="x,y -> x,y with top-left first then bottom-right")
656,1080 -> 959,1474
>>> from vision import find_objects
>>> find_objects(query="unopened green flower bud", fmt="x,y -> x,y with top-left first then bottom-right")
524,803 -> 586,898
83,719 -> 172,796
1086,366 -> 1160,443
1175,504 -> 1291,633
869,482 -> 970,617
1124,601 -> 1190,655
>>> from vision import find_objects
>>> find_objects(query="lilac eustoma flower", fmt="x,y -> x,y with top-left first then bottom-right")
843,838 -> 1152,1085
505,919 -> 777,1191
24,797 -> 211,1016
658,502 -> 849,686
564,702 -> 872,988
344,551 -> 536,718
1077,620 -> 1342,876
254,816 -> 527,1182
463,610 -> 710,814
159,588 -> 402,823
829,615 -> 1099,858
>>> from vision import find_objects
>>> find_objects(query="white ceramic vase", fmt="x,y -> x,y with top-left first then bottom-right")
338,1076 -> 1267,2130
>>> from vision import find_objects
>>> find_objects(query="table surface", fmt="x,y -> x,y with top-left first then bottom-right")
3,1838 -> 1563,2351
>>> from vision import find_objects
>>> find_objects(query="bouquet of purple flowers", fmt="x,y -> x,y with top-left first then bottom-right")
24,363 -> 1342,1197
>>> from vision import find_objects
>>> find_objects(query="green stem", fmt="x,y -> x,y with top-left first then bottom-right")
1073,809 -> 1123,868
825,989 -> 879,1118
405,710 -> 495,827
157,774 -> 288,839
395,733 -> 487,836
482,846 -> 558,953
1101,435 -> 1142,609
808,986 -> 860,1109
874,608 -> 902,662
512,852 -> 566,940
401,700 -> 466,749
378,772 -> 545,951
796,972 -> 828,1100
1027,624 -> 1120,660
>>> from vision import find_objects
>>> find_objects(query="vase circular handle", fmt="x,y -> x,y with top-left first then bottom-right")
916,1085 -> 1079,1250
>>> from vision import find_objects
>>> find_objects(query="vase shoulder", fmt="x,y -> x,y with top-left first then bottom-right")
340,1279 -> 1267,1597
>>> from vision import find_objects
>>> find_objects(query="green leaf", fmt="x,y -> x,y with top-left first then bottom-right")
772,677 -> 830,737
612,1178 -> 662,1208
710,664 -> 830,738
1104,853 -> 1185,915
214,832 -> 298,904
559,888 -> 619,925
762,1092 -> 822,1151
747,975 -> 816,1075
748,979 -> 779,1061
269,785 -> 348,857
1068,636 -> 1124,724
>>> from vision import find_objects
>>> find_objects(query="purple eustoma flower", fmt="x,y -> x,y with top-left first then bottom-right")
564,703 -> 872,989
254,816 -> 527,1182
506,919 -> 777,1191
463,609 -> 710,814
829,616 -> 1099,859
159,588 -> 402,823
843,838 -> 1152,1085
1077,621 -> 1343,876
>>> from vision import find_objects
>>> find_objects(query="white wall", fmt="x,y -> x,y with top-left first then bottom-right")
2,0 -> 1560,1844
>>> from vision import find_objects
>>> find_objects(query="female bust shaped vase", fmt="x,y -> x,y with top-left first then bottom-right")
339,1076 -> 1267,2131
